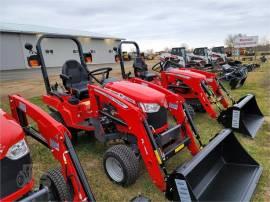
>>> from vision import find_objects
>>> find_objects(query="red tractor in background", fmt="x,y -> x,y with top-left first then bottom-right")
24,35 -> 99,143
24,35 -> 262,201
0,94 -> 95,201
115,41 -> 264,138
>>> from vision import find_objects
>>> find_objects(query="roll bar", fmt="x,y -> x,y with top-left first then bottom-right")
35,34 -> 88,94
116,41 -> 141,79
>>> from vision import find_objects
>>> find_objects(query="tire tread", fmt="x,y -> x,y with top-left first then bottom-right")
104,144 -> 139,186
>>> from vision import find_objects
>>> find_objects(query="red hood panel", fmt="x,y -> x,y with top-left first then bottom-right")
105,80 -> 166,105
0,109 -> 24,159
167,68 -> 206,80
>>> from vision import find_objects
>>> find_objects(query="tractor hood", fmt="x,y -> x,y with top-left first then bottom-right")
104,80 -> 166,105
0,109 -> 25,160
167,68 -> 206,80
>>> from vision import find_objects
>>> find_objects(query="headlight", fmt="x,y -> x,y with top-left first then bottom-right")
139,103 -> 160,113
6,139 -> 29,160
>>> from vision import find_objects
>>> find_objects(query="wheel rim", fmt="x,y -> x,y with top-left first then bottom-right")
105,157 -> 124,182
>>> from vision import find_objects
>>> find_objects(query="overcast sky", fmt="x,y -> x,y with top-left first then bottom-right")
1,0 -> 270,51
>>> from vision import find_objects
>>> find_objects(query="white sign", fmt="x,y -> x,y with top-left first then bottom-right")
234,36 -> 258,48
175,179 -> 192,202
232,110 -> 240,129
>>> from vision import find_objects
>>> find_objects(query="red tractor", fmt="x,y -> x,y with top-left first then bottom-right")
25,35 -> 262,201
0,94 -> 95,201
116,41 -> 264,138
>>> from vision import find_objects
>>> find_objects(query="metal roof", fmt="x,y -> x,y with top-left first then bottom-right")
0,22 -> 124,40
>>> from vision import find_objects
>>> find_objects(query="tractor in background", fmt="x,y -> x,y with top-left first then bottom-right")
117,41 -> 264,138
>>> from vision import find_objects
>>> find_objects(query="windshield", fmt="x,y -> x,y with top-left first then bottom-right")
171,48 -> 184,56
212,47 -> 224,54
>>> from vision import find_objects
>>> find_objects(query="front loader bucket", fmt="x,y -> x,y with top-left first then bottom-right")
218,94 -> 264,138
229,76 -> 247,89
229,67 -> 248,89
165,129 -> 262,201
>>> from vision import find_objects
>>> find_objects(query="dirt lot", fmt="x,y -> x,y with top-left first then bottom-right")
0,60 -> 158,105
0,62 -> 127,98
0,61 -> 269,201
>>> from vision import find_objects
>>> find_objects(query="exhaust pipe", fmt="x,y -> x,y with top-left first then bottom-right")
165,129 -> 262,201
218,94 -> 264,138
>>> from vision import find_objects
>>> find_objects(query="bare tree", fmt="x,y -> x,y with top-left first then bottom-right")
129,47 -> 136,53
163,47 -> 170,52
225,34 -> 234,48
225,33 -> 245,48
259,36 -> 270,46
181,43 -> 189,49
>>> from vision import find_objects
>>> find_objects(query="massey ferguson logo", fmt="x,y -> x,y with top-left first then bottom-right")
167,73 -> 190,79
94,89 -> 128,109
104,88 -> 136,104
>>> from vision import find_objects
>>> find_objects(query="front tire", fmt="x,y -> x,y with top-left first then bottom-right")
40,167 -> 72,201
103,144 -> 139,186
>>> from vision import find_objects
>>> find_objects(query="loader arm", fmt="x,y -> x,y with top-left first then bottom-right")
183,68 -> 230,108
128,77 -> 202,150
159,72 -> 220,118
158,59 -> 230,109
8,94 -> 95,202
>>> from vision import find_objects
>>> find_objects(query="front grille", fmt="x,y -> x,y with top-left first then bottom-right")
0,154 -> 32,198
147,107 -> 167,130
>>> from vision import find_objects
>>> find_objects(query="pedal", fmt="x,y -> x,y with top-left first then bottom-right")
89,118 -> 105,142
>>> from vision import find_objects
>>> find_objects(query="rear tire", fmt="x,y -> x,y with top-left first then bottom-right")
103,144 -> 139,186
40,167 -> 72,201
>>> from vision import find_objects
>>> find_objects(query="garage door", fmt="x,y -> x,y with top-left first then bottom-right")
0,33 -> 25,70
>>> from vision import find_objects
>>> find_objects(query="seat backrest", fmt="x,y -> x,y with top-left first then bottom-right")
61,60 -> 89,88
133,57 -> 148,72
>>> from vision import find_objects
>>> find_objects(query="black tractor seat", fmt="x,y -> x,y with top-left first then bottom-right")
133,57 -> 157,81
60,60 -> 91,99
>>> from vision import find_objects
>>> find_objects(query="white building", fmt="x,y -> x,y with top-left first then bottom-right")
0,22 -> 124,70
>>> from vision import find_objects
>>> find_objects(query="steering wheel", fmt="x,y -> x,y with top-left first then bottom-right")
88,67 -> 113,84
152,59 -> 181,72
152,62 -> 163,72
